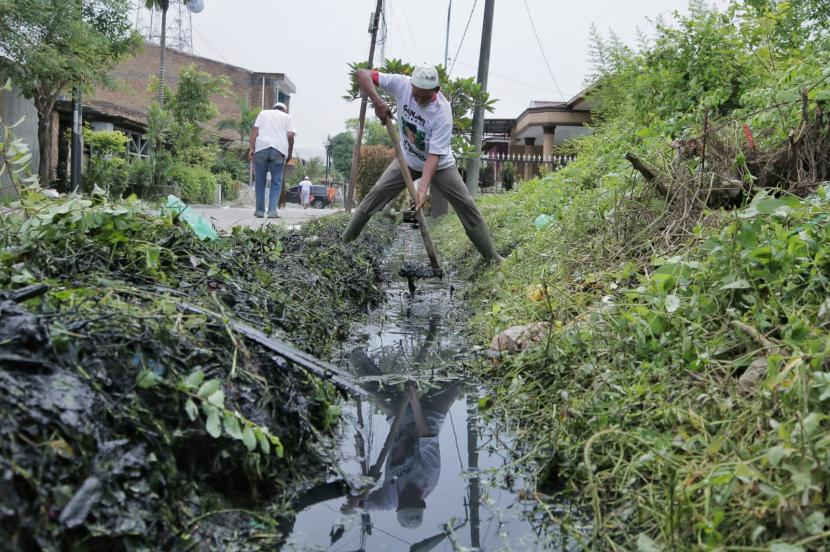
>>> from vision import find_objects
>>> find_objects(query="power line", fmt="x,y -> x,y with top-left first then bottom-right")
388,2 -> 412,60
522,0 -> 564,97
448,0 -> 478,76
398,0 -> 422,62
192,25 -> 231,64
453,60 -> 559,93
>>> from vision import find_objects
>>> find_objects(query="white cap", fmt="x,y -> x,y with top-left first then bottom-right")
411,66 -> 439,89
273,101 -> 287,111
396,507 -> 424,529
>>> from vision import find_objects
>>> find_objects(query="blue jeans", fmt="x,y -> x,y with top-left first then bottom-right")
253,147 -> 285,214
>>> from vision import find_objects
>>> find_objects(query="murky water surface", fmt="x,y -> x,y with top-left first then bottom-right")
286,227 -> 576,551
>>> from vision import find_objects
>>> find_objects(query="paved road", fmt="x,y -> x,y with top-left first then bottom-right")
192,205 -> 340,232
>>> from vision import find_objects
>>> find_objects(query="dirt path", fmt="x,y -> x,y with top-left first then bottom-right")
192,204 -> 340,231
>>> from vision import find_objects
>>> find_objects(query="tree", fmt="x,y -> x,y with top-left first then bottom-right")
168,64 -> 229,151
301,156 -> 325,181
218,95 -> 260,147
144,0 -> 195,106
0,0 -> 141,184
329,131 -> 355,182
346,118 -> 392,147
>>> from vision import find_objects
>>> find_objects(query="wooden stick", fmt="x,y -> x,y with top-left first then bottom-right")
178,302 -> 368,398
384,118 -> 443,276
625,152 -> 669,197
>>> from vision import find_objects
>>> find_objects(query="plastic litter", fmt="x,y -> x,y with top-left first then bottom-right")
534,214 -> 554,229
164,195 -> 218,241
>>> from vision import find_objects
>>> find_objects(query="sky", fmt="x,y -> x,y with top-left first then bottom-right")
176,0 -> 728,159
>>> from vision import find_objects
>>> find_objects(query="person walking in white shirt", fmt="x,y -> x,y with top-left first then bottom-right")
299,176 -> 312,209
248,102 -> 296,218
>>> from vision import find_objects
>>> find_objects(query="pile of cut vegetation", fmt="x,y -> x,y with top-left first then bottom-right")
0,190 -> 389,549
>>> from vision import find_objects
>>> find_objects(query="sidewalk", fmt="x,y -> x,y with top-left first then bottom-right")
192,204 -> 339,232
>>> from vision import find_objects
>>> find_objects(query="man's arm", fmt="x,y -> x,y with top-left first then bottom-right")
287,132 -> 294,162
414,154 -> 440,210
356,69 -> 391,122
408,387 -> 433,437
248,126 -> 259,161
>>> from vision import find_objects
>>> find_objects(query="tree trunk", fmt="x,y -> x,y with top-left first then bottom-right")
158,3 -> 168,105
35,98 -> 55,186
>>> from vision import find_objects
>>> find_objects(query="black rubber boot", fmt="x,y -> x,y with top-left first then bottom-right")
341,210 -> 372,243
465,222 -> 502,264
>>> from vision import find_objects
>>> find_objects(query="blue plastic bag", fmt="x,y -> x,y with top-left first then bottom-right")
534,214 -> 554,230
164,195 -> 218,241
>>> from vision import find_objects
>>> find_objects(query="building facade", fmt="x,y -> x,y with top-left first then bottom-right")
1,41 -> 295,186
482,89 -> 594,181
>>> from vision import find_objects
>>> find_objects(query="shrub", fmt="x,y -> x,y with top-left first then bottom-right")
500,162 -> 516,191
215,171 -> 240,202
169,163 -> 217,204
82,157 -> 128,197
356,145 -> 394,202
213,146 -> 248,182
127,159 -> 154,197
81,127 -> 129,197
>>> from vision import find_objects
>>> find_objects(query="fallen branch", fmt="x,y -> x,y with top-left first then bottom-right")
178,302 -> 368,398
625,152 -> 669,196
732,320 -> 777,351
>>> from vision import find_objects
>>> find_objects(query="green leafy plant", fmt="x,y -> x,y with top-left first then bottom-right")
0,0 -> 140,184
355,145 -> 394,202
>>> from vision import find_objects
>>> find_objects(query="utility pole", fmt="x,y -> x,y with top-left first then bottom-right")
325,138 -> 332,184
444,0 -> 453,69
464,0 -> 495,195
344,0 -> 384,213
71,0 -> 83,191
70,86 -> 83,192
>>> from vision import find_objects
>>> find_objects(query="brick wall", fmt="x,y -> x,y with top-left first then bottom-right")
91,42 -> 293,141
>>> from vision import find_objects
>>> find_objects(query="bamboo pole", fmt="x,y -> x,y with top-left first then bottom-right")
383,118 -> 442,276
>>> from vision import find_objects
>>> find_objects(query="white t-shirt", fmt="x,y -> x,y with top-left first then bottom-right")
376,72 -> 455,171
364,409 -> 443,511
253,109 -> 297,157
300,179 -> 311,194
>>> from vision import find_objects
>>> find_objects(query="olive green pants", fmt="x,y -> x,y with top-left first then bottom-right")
345,159 -> 498,260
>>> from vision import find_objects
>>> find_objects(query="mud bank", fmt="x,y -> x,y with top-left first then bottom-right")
0,195 -> 391,550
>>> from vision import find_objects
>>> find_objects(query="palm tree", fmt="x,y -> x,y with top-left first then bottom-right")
218,95 -> 261,146
145,0 -> 193,106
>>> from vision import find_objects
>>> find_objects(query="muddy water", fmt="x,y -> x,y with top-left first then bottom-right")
285,226 -> 577,551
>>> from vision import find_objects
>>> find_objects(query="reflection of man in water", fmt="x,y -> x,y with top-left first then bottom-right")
346,349 -> 461,529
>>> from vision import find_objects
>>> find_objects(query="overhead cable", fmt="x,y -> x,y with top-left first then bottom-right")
522,0 -> 564,97
448,0 -> 479,76
398,0 -> 423,62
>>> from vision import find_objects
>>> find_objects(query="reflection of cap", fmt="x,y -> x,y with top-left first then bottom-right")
396,507 -> 424,529
273,101 -> 287,111
411,66 -> 439,89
